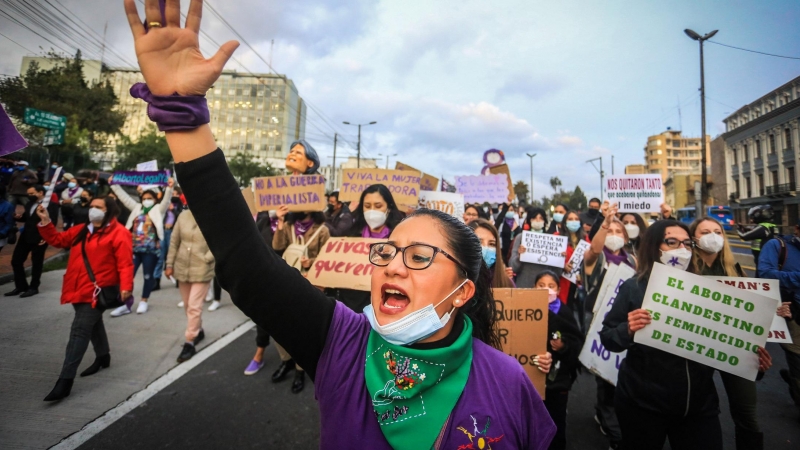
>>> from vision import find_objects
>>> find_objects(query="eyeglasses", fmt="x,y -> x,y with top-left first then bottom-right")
663,238 -> 695,249
464,212 -> 479,218
368,242 -> 468,274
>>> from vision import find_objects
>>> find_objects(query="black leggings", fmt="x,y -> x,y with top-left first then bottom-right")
544,389 -> 568,450
615,396 -> 722,450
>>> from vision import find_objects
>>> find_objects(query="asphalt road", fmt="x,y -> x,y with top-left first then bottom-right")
78,327 -> 799,450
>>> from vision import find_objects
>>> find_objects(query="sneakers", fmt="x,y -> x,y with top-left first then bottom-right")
136,301 -> 149,314
205,285 -> 214,302
244,359 -> 265,375
193,329 -> 205,346
110,305 -> 131,317
177,343 -> 195,363
208,300 -> 221,311
177,301 -> 184,308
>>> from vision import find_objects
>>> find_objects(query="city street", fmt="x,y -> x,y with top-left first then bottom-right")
2,262 -> 799,450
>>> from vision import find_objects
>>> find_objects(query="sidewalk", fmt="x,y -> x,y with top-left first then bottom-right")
0,268 -> 249,450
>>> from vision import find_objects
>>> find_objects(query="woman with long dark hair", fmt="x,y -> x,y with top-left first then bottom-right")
620,212 -> 647,257
555,210 -> 588,308
510,206 -> 555,288
599,219 -> 771,449
120,3 -> 556,445
36,196 -> 133,401
467,218 -> 514,288
547,203 -> 569,234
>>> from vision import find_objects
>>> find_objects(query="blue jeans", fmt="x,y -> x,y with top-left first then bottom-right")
133,252 -> 159,299
154,228 -> 172,280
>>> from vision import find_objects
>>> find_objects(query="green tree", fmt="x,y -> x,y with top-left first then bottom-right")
513,181 -> 530,204
549,176 -> 562,194
568,186 -> 588,211
114,125 -> 173,170
0,51 -> 125,155
228,153 -> 277,187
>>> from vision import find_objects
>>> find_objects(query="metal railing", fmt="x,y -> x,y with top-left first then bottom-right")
765,183 -> 797,196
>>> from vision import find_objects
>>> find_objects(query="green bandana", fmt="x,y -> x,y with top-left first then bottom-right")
365,317 -> 473,450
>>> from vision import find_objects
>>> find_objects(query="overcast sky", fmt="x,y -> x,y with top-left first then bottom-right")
2,0 -> 799,200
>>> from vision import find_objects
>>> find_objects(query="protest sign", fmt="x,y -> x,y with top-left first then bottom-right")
635,263 -> 776,380
306,237 -> 381,290
395,162 -> 439,192
41,167 -> 62,209
418,191 -> 465,220
340,168 -> 420,210
253,174 -> 326,212
488,164 -> 514,202
563,240 -> 591,284
493,288 -> 549,398
454,174 -> 511,204
136,160 -> 161,190
0,104 -> 28,156
604,174 -> 663,213
710,277 -> 792,344
519,231 -> 568,268
242,187 -> 257,217
110,170 -> 171,187
579,263 -> 636,385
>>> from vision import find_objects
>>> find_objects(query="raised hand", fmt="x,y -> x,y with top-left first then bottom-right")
124,0 -> 239,96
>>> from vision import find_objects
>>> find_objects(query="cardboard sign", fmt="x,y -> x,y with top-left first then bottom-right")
635,263 -> 776,380
306,237 -> 381,290
579,263 -> 636,385
604,174 -> 663,213
339,168 -> 421,210
395,161 -> 439,192
253,175 -> 326,212
519,232 -> 568,268
110,170 -> 171,186
454,174 -> 510,204
563,240 -> 591,284
242,187 -> 257,217
710,277 -> 792,344
493,288 -> 549,399
418,191 -> 465,220
488,164 -> 514,202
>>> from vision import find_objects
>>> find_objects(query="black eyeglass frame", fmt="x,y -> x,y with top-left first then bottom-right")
368,242 -> 469,275
663,238 -> 695,249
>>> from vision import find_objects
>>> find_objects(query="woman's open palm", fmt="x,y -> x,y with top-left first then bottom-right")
124,0 -> 239,96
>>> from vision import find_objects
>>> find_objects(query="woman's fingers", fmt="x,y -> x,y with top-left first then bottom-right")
165,0 -> 181,27
124,0 -> 146,38
209,40 -> 240,73
185,0 -> 203,32
144,0 -> 164,26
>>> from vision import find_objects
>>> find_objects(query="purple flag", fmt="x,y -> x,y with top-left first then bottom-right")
0,104 -> 28,156
111,170 -> 171,186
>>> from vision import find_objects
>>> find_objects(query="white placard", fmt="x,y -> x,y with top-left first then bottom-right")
710,277 -> 792,344
579,262 -> 636,385
41,166 -> 62,209
563,240 -> 591,284
418,191 -> 465,221
137,160 -> 160,191
635,263 -> 776,380
604,174 -> 663,213
519,232 -> 568,268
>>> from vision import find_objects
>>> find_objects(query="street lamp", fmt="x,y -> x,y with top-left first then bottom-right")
343,121 -> 377,168
526,153 -> 537,204
684,28 -> 718,216
379,153 -> 398,170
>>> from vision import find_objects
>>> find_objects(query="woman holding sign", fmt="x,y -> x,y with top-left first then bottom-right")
599,220 -> 771,450
120,1 -> 556,446
553,210 -> 588,307
510,206 -> 555,288
689,217 -> 767,450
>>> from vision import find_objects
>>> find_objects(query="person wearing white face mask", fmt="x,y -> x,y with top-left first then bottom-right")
534,270 -> 584,450
510,206 -> 557,288
109,177 -> 174,316
620,212 -> 647,257
600,219 -> 772,450
59,173 -> 83,230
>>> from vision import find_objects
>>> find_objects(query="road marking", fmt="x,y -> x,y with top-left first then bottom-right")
49,320 -> 255,450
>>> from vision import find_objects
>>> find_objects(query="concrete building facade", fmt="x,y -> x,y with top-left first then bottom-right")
722,75 -> 800,230
643,129 -> 711,181
624,164 -> 647,175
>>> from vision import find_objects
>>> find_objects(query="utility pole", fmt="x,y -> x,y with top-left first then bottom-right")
331,133 -> 338,190
380,153 -> 398,169
526,153 -> 537,204
612,155 -> 615,175
343,121 -> 377,169
685,28 -> 718,217
587,157 -> 604,200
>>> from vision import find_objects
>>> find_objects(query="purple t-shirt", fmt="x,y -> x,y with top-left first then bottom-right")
315,302 -> 556,449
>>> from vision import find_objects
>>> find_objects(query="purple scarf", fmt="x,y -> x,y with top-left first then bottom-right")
362,225 -> 390,239
549,299 -> 561,315
67,187 -> 81,197
294,217 -> 314,238
603,247 -> 633,267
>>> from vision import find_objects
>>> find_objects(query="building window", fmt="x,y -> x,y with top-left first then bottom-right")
745,177 -> 751,197
772,170 -> 779,186
755,139 -> 761,159
735,179 -> 740,197
786,128 -> 794,151
742,144 -> 748,162
789,167 -> 796,189
757,173 -> 764,195
732,148 -> 738,165
769,134 -> 776,154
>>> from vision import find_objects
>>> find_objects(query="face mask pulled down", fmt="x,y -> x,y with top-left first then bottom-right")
363,279 -> 468,346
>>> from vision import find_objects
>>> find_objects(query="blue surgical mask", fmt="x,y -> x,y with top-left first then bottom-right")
363,279 -> 468,346
67,182 -> 77,189
505,211 -> 514,219
481,246 -> 497,267
566,220 -> 581,233
553,212 -> 564,223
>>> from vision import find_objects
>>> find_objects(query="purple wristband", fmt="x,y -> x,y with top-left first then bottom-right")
130,83 -> 210,132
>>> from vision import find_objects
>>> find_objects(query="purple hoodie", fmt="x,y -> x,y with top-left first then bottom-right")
315,302 -> 556,449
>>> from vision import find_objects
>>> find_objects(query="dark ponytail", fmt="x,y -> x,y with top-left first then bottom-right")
405,209 -> 501,350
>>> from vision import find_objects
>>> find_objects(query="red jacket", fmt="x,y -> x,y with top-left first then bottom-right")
39,221 -> 134,305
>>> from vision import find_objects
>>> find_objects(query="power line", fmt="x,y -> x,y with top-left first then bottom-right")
0,30 -> 36,53
708,40 -> 800,61
0,9 -> 71,54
